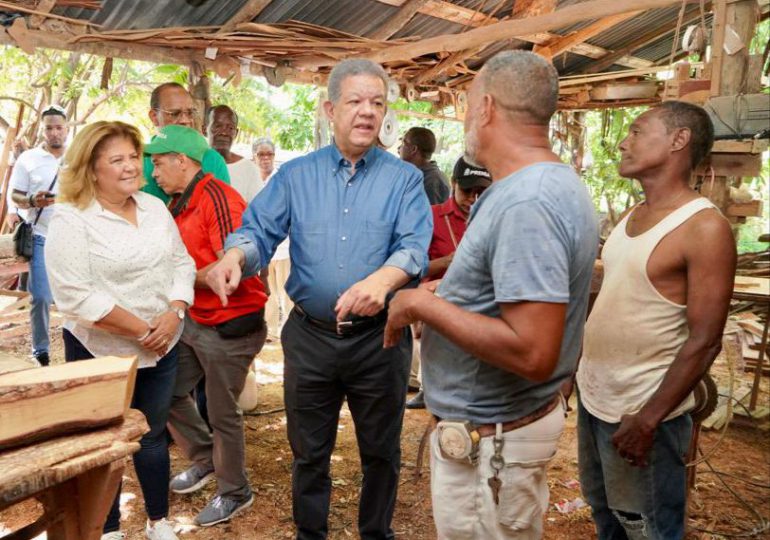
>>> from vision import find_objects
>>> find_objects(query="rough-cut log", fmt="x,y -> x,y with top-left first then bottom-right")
0,408 -> 147,510
0,356 -> 138,450
1,233 -> 15,259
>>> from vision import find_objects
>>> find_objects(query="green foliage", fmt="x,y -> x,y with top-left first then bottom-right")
581,108 -> 645,218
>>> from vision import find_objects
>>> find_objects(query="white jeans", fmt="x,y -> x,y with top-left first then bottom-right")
430,402 -> 565,540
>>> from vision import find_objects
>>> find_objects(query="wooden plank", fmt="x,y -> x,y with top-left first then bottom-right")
370,0 -> 431,40
220,0 -> 273,33
535,11 -> 641,60
712,139 -> 769,154
361,0 -> 682,64
698,153 -> 762,178
727,200 -> 763,218
0,357 -> 138,450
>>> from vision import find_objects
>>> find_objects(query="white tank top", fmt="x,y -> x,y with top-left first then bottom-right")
577,197 -> 717,423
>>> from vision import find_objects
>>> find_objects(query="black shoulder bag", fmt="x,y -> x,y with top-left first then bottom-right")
12,174 -> 58,260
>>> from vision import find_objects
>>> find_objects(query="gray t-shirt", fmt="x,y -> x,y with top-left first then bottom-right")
421,162 -> 598,424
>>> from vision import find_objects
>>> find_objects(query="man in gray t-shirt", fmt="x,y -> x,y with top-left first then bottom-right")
385,51 -> 598,539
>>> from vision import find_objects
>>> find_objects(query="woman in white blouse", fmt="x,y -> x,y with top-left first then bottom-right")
46,121 -> 195,540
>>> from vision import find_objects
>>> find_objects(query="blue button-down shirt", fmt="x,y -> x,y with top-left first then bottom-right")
224,143 -> 432,321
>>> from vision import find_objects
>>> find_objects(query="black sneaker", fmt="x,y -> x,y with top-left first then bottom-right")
35,352 -> 50,367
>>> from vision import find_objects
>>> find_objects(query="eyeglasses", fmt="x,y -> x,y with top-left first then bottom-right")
256,152 -> 274,158
459,186 -> 487,197
155,108 -> 199,121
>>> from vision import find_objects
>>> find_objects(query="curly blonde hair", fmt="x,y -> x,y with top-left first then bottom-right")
59,121 -> 145,209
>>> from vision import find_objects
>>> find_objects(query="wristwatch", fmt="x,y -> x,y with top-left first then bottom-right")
172,307 -> 185,320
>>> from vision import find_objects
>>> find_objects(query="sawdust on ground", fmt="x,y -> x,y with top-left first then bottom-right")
1,324 -> 769,539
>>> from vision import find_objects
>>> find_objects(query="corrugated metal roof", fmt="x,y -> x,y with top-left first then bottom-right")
57,0 -> 244,30
42,0 -> 750,84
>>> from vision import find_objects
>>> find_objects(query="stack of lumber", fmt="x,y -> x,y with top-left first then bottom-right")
735,312 -> 769,376
0,356 -> 138,450
736,248 -> 770,278
701,384 -> 770,431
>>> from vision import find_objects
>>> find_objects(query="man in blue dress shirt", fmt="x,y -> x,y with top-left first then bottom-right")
207,59 -> 432,540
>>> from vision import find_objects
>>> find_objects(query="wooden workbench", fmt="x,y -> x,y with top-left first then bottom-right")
0,408 -> 148,540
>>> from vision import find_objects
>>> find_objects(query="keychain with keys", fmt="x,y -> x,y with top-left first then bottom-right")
487,423 -> 505,505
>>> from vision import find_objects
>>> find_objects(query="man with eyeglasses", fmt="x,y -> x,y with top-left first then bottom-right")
398,126 -> 450,205
142,83 -> 230,203
9,104 -> 68,367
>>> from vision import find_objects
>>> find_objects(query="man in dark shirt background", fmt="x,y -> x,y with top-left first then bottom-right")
398,126 -> 449,204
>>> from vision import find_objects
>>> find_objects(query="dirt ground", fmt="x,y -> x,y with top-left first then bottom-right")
1,325 -> 769,540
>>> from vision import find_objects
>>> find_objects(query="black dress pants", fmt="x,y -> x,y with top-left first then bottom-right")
282,309 -> 412,540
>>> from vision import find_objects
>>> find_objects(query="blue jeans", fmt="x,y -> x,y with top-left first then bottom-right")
63,329 -> 178,533
577,399 -> 692,540
29,235 -> 52,358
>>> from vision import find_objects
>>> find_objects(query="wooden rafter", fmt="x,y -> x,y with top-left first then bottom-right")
414,0 -> 556,85
534,11 -> 641,60
579,5 -> 710,74
369,0 -> 430,40
317,0 -> 652,70
511,0 -> 557,18
375,0 -> 491,27
220,0 -> 273,33
360,0 -> 681,65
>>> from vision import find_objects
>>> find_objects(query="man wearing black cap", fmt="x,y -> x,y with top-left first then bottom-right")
407,156 -> 491,409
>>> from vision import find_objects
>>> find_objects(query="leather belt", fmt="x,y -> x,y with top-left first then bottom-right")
434,395 -> 562,438
293,305 -> 387,337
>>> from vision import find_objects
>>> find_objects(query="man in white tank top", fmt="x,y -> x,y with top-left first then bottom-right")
576,101 -> 736,540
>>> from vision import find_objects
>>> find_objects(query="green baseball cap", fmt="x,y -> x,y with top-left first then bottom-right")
144,125 -> 208,162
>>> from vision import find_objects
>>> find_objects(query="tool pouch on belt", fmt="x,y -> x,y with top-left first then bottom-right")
436,420 -> 481,464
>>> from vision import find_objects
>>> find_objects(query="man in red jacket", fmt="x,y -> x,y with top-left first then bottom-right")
146,125 -> 268,528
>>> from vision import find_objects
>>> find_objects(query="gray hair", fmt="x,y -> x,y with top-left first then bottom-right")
479,50 -> 559,125
327,59 -> 389,104
252,137 -> 275,153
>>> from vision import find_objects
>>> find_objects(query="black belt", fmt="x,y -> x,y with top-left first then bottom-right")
293,305 -> 387,337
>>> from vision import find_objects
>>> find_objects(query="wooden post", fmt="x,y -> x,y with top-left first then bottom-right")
0,105 -> 25,234
699,0 -> 759,216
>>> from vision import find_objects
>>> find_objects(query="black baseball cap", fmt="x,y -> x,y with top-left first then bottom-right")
452,156 -> 491,189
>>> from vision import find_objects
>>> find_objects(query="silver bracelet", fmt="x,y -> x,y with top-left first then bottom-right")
137,328 -> 151,341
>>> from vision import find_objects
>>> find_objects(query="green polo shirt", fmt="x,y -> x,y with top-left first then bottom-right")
142,147 -> 231,203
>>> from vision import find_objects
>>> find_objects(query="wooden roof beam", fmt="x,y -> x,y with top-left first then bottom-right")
369,0 -> 431,40
292,0 -> 652,70
413,0 -> 557,85
220,0 -> 273,33
534,11 -> 641,60
580,5 -> 710,74
361,0 -> 682,65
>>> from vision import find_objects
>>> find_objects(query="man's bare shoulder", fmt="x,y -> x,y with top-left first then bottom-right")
680,206 -> 735,260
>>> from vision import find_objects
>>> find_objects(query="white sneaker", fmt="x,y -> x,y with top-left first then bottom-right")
145,518 -> 179,540
101,533 -> 126,540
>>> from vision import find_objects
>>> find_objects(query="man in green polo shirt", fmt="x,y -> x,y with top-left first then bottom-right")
143,82 -> 230,203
